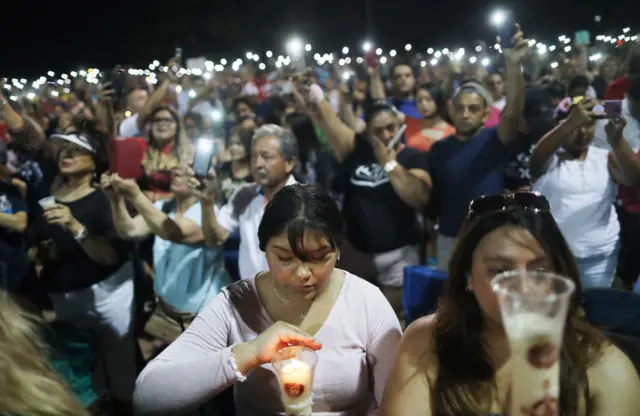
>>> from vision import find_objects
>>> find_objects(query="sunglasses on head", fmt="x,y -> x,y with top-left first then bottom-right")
467,192 -> 550,221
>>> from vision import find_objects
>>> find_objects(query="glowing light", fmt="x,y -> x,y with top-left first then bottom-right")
9,96 -> 17,101
551,62 -> 559,69
286,37 -> 304,55
70,71 -> 77,77
305,44 -> 312,52
482,58 -> 491,67
246,52 -> 253,59
212,110 -> 223,122
623,27 -> 630,33
559,35 -> 566,42
476,45 -> 482,52
27,92 -> 36,100
266,51 -> 273,58
491,10 -> 507,26
538,45 -> 547,55
549,45 -> 557,51
427,48 -> 434,54
565,46 -> 572,52
220,59 -> 227,65
390,49 -> 397,57
356,57 -> 364,64
51,90 -> 59,97
469,56 -> 477,64
342,46 -> 349,54
376,48 -> 383,56
443,48 -> 449,55
434,51 -> 442,58
47,71 -> 55,77
380,56 -> 388,64
430,58 -> 438,66
363,41 -> 372,52
214,64 -> 224,72
405,44 -> 412,51
153,60 -> 160,66
420,61 -> 427,67
189,90 -> 197,98
259,63 -> 266,70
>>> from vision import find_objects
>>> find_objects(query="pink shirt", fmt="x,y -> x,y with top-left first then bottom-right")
133,272 -> 402,415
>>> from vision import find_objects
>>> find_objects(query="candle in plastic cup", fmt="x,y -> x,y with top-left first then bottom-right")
38,197 -> 56,209
272,346 -> 318,416
492,270 -> 575,416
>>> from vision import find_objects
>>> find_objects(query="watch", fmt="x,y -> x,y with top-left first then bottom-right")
74,226 -> 89,243
384,160 -> 399,174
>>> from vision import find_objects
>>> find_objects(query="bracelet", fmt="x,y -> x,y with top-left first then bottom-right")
229,347 -> 247,382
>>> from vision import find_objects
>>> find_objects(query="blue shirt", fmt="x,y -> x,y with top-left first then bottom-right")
428,128 -> 515,237
153,201 -> 232,313
389,97 -> 422,119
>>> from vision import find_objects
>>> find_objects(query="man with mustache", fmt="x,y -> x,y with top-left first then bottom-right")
195,124 -> 298,279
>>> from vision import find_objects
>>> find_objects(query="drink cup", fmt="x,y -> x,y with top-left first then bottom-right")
492,270 -> 575,416
38,197 -> 56,210
272,346 -> 318,416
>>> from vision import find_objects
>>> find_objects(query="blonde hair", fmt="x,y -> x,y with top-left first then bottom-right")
0,295 -> 88,416
143,106 -> 193,174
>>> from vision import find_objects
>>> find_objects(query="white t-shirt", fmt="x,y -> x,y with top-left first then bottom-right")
119,113 -> 142,138
216,176 -> 297,279
533,146 -> 619,258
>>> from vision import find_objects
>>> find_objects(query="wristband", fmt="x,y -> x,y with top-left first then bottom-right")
229,346 -> 248,382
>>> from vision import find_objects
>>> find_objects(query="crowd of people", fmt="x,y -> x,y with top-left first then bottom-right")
1,22 -> 640,415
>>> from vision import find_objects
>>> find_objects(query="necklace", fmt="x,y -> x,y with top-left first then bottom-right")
272,278 -> 308,319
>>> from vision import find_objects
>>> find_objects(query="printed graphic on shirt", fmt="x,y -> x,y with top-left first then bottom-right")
350,163 -> 389,188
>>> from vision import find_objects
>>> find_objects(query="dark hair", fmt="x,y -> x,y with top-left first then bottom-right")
183,111 -> 204,131
544,79 -> 567,100
433,207 -> 604,415
416,82 -> 445,112
568,75 -> 590,94
364,100 -> 398,126
232,96 -> 255,113
229,129 -> 253,162
390,61 -> 414,78
627,54 -> 640,76
628,76 -> 640,101
258,183 -> 344,260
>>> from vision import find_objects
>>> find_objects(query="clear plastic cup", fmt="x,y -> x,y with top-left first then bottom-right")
272,346 -> 318,416
492,270 -> 575,416
38,196 -> 56,210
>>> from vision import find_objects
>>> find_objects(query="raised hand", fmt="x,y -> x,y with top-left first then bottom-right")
100,173 -> 120,201
501,24 -> 530,65
111,174 -> 143,199
567,97 -> 596,126
605,118 -> 627,146
185,166 -> 217,203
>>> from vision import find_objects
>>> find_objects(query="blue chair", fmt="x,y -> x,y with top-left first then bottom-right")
224,232 -> 241,281
403,266 -> 447,326
583,288 -> 640,337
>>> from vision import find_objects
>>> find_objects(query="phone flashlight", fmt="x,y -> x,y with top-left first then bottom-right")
212,109 -> 223,122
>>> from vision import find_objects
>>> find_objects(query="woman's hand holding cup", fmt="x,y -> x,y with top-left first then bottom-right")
233,321 -> 322,374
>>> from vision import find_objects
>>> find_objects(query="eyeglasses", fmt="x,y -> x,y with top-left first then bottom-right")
467,192 -> 550,221
152,117 -> 175,124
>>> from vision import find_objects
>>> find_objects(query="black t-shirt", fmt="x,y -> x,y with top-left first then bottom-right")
338,134 -> 428,253
0,181 -> 29,289
31,189 -> 129,293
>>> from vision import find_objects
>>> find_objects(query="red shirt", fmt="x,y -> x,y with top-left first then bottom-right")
604,76 -> 631,100
618,149 -> 640,215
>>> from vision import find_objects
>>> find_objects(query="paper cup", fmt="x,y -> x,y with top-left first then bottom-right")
38,197 -> 56,210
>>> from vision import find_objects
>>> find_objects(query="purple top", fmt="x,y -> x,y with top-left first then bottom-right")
133,272 -> 402,415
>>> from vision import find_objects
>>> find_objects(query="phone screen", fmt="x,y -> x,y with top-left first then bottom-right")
604,100 -> 623,119
497,13 -> 518,48
193,138 -> 216,177
364,51 -> 378,68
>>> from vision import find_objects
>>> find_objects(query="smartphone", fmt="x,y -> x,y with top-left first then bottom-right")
497,12 -> 518,49
102,65 -> 125,102
192,138 -> 216,177
109,137 -> 145,180
291,54 -> 307,74
365,51 -> 379,68
604,100 -> 623,119
387,124 -> 407,149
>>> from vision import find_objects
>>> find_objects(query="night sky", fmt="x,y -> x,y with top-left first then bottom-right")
2,0 -> 637,77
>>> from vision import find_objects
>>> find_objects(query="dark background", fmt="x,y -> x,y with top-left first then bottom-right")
2,0 -> 638,77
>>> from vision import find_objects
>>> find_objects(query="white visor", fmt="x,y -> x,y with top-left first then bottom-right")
50,134 -> 96,153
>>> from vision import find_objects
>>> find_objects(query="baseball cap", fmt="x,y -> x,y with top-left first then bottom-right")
452,82 -> 494,106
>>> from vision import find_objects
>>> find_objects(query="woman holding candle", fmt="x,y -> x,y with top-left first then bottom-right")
380,193 -> 640,416
133,183 -> 402,415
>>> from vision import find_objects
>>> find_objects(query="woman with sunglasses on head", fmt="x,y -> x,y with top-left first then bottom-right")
28,123 -> 137,411
381,193 -> 640,415
529,97 -> 640,288
133,183 -> 401,415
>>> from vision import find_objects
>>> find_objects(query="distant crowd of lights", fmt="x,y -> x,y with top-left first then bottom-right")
1,27 -> 638,103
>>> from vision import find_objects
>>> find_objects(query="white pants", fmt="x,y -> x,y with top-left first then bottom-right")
436,234 -> 457,272
49,261 -> 136,400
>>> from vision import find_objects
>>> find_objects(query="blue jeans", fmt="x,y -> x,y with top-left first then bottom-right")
575,245 -> 620,289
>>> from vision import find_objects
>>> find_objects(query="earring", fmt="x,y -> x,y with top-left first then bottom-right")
337,251 -> 341,261
465,274 -> 473,292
